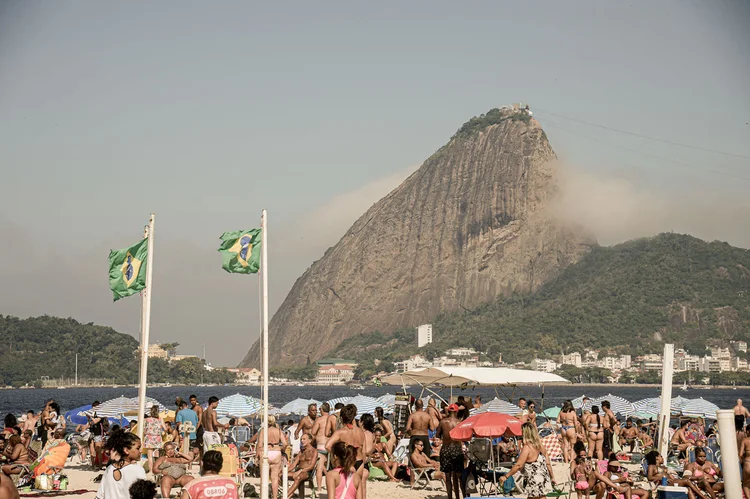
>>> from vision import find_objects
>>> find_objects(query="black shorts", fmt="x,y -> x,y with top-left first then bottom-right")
440,444 -> 464,473
195,427 -> 204,448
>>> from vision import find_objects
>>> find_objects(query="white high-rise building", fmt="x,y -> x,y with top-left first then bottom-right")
561,352 -> 582,367
417,324 -> 433,348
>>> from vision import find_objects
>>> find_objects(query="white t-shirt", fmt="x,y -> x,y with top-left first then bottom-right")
96,463 -> 147,499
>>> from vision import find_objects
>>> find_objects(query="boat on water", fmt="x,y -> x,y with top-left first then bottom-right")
679,381 -> 688,391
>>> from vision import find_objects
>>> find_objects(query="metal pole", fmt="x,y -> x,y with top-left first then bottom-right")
657,344 -> 674,458
260,210 -> 270,499
75,353 -> 78,386
282,462 -> 288,498
716,410 -> 742,499
137,214 -> 156,443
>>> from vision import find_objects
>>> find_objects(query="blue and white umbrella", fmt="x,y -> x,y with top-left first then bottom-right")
348,395 -> 381,415
82,396 -> 136,418
66,405 -> 129,426
128,396 -> 167,413
589,394 -> 634,417
571,395 -> 590,410
216,393 -> 263,418
671,396 -> 691,410
472,397 -> 520,415
326,397 -> 352,408
633,397 -> 662,415
278,398 -> 321,416
376,394 -> 396,407
680,398 -> 719,420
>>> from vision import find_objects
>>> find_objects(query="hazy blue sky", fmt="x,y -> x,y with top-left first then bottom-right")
1,1 -> 748,366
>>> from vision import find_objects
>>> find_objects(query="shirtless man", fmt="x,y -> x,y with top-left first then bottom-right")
436,404 -> 463,499
201,396 -> 227,451
0,472 -> 19,499
601,401 -> 616,458
619,419 -> 638,452
735,399 -> 749,445
638,424 -> 654,448
426,399 -> 442,431
21,412 -> 37,435
189,395 -> 204,453
295,403 -> 317,440
739,426 -> 750,499
406,400 -> 433,454
326,405 -> 371,499
671,420 -> 691,453
311,403 -> 333,490
287,434 -> 317,499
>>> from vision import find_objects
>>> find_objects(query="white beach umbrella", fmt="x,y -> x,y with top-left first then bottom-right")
216,393 -> 263,418
473,397 -> 521,415
589,394 -> 634,417
82,396 -> 137,418
348,395 -> 381,415
326,397 -> 352,408
680,398 -> 719,419
278,398 -> 321,416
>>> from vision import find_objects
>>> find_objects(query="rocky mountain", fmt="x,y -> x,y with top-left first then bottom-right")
241,108 -> 594,368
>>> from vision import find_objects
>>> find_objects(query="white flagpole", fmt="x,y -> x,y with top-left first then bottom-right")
260,209 -> 270,499
657,343 -> 674,458
137,213 -> 156,443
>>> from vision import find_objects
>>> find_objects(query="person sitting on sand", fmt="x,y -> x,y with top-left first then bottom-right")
1,435 -> 30,477
683,448 -> 722,499
286,434 -> 317,498
153,442 -> 194,499
601,456 -> 650,499
369,427 -> 399,482
619,419 -> 638,452
409,440 -> 443,480
645,450 -> 701,499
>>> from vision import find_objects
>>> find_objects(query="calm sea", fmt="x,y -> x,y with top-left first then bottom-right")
0,385 -> 742,417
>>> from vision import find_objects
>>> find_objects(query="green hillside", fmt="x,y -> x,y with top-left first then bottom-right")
336,233 -> 750,374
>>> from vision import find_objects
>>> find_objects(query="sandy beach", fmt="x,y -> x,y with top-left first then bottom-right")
50,459 -> 601,499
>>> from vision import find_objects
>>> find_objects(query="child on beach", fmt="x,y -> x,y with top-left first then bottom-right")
572,456 -> 590,499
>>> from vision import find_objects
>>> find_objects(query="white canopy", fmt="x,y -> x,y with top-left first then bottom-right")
381,366 -> 568,387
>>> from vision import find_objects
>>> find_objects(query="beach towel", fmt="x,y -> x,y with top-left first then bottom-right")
541,434 -> 562,461
19,490 -> 93,497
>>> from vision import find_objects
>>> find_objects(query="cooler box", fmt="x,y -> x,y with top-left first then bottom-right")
657,486 -> 688,499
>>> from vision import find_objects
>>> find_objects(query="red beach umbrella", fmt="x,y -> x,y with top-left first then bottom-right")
449,412 -> 523,441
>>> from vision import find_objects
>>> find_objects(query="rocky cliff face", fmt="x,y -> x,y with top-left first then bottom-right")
240,108 -> 594,368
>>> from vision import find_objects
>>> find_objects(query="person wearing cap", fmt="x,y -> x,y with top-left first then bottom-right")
406,399 -> 434,456
436,404 -> 463,499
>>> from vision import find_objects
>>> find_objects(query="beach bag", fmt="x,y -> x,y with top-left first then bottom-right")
242,483 -> 258,497
502,475 -> 515,495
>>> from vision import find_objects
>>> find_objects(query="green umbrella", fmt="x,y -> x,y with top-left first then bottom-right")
541,406 -> 561,418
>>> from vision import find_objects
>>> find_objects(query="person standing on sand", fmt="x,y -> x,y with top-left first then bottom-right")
295,404 -> 317,440
557,401 -> 578,463
601,401 -> 616,458
189,396 -> 204,455
201,397 -> 227,451
311,403 -> 334,490
96,430 -> 147,499
406,400 -> 433,453
21,412 -> 37,435
436,404 -> 463,499
426,399 -> 442,434
500,423 -> 555,499
326,405 -> 370,499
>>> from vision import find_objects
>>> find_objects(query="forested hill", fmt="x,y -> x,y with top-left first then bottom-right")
0,315 -> 140,386
337,233 -> 750,372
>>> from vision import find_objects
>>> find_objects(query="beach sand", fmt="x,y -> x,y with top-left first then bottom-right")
52,460 -> 582,499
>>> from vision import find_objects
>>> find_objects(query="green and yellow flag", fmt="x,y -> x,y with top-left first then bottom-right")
108,238 -> 148,301
218,229 -> 261,274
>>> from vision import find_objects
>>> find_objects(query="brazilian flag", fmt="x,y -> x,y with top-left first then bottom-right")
108,238 -> 148,301
218,229 -> 261,274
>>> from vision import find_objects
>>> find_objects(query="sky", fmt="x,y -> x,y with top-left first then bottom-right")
1,1 -> 749,366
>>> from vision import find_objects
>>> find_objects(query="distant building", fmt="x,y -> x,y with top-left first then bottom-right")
394,354 -> 432,373
732,357 -> 748,371
640,354 -> 663,372
699,356 -> 722,373
147,344 -> 168,359
317,358 -> 358,368
317,365 -> 355,384
711,347 -> 731,359
731,341 -> 748,353
445,347 -> 477,357
417,324 -> 433,348
619,355 -> 632,369
561,352 -> 582,367
531,358 -> 557,373
171,354 -> 199,362
227,367 -> 261,384
678,355 -> 700,372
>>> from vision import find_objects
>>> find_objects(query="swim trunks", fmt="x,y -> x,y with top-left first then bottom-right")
439,443 -> 464,473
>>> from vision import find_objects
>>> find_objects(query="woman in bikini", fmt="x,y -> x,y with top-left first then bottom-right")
645,450 -> 701,499
584,406 -> 604,460
374,407 -> 396,455
684,448 -> 722,499
557,400 -> 578,463
326,405 -> 371,499
369,427 -> 399,482
326,442 -> 362,499
1,435 -> 31,477
250,415 -> 287,499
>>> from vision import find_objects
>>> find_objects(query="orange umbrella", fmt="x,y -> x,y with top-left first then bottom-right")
449,412 -> 523,441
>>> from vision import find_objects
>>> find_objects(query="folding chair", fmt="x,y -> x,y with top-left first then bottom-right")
408,456 -> 442,491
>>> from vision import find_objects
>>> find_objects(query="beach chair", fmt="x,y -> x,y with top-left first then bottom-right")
210,444 -> 243,485
408,455 -> 442,491
229,426 -> 252,447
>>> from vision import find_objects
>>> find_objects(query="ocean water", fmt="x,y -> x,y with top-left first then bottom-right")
0,384 -> 741,417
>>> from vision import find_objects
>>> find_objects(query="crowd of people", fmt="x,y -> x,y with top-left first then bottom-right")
0,394 -> 748,499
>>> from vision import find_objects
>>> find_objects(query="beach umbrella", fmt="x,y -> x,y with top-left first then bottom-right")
571,395 -> 589,410
450,412 -> 523,441
216,393 -> 263,418
348,395 -> 381,415
473,397 -> 520,415
278,398 -> 321,416
82,396 -> 136,418
540,406 -> 561,418
590,394 -> 634,417
680,398 -> 719,419
326,397 -> 352,408
671,396 -> 691,410
376,394 -> 396,407
127,396 -> 167,414
66,405 -> 129,427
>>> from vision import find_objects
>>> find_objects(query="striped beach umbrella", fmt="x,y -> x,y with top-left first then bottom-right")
571,395 -> 590,410
326,397 -> 352,408
348,395 -> 381,415
216,393 -> 263,418
82,396 -> 136,418
376,394 -> 396,407
278,398 -> 321,416
671,396 -> 691,410
473,397 -> 520,415
680,398 -> 719,419
128,396 -> 167,413
589,394 -> 634,417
